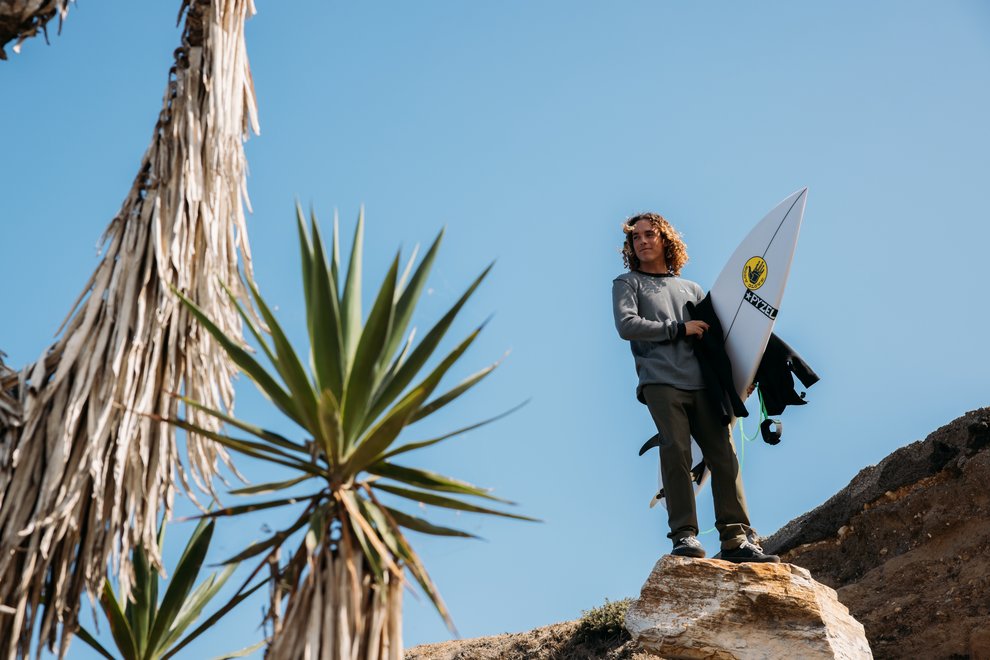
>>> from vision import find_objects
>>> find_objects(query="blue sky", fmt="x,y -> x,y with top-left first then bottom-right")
2,1 -> 989,656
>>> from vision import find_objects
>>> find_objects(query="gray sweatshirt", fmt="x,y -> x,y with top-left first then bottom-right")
612,270 -> 705,401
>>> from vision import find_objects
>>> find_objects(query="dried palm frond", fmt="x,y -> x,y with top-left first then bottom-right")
0,0 -> 74,59
0,351 -> 20,429
0,0 -> 259,655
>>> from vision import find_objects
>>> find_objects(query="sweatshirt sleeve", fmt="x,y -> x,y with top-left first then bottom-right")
612,279 -> 682,342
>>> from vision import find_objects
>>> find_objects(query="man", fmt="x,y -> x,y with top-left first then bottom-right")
611,212 -> 778,563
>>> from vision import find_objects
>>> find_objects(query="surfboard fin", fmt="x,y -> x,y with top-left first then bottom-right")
639,433 -> 662,455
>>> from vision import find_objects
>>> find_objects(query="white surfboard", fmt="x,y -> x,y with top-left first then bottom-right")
649,188 -> 808,508
711,187 -> 808,399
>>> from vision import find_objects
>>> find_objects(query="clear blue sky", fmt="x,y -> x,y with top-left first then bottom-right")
2,1 -> 989,656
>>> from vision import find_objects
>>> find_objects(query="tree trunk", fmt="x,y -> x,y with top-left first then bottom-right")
267,532 -> 404,660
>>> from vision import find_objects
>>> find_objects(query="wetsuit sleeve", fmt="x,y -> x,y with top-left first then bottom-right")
612,279 -> 682,342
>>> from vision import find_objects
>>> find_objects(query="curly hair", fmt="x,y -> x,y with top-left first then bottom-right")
621,212 -> 690,275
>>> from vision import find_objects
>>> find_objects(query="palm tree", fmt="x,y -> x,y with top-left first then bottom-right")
171,207 -> 534,659
0,1 -> 258,654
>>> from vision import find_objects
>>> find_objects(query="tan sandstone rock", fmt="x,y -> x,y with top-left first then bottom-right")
625,556 -> 872,659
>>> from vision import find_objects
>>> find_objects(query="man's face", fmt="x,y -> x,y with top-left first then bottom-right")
630,220 -> 664,264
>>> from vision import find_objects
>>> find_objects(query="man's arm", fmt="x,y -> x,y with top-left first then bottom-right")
611,279 -> 685,342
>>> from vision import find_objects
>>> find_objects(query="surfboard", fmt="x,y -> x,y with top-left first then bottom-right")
648,188 -> 808,508
711,187 -> 808,399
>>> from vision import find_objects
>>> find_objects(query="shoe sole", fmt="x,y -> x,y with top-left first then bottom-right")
670,548 -> 706,559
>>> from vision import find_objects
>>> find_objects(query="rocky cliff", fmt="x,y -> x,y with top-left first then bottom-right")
406,408 -> 990,659
762,407 -> 990,659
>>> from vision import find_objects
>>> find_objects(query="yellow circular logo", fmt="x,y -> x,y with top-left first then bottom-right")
743,256 -> 768,290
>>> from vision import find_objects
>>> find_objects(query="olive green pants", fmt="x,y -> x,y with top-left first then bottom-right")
642,384 -> 750,550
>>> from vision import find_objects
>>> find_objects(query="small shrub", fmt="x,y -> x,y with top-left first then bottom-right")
574,597 -> 633,645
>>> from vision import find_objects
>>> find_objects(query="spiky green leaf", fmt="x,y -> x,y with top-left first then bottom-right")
315,387 -> 343,468
228,474 -> 315,496
367,263 -> 492,424
221,281 -> 279,370
100,580 -> 138,660
128,544 -> 154,657
75,626 -> 117,660
146,520 -> 214,652
331,209 -> 341,287
343,324 -> 486,473
208,640 -> 268,660
178,396 -> 307,453
156,562 -> 237,653
381,506 -> 477,538
340,208 -> 365,368
219,505 -> 315,566
296,202 -> 314,310
167,418 -> 326,478
380,229 -> 444,365
341,253 -> 399,444
188,496 -> 312,521
409,359 -> 502,424
309,215 -> 345,397
371,483 -> 539,522
384,399 -> 527,461
162,580 -> 267,660
244,278 -> 319,428
173,287 -> 302,427
368,461 -> 511,503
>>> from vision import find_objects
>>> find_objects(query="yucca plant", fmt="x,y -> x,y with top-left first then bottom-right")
76,518 -> 264,660
169,207 -> 533,659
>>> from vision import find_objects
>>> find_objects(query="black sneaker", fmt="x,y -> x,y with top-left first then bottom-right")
719,540 -> 780,563
671,535 -> 706,558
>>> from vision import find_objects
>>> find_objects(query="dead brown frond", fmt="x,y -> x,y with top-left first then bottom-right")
0,351 -> 20,429
266,530 -> 404,660
0,0 -> 259,655
0,0 -> 74,60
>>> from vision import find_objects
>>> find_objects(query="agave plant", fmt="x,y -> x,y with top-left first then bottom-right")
169,207 -> 533,659
76,518 -> 264,660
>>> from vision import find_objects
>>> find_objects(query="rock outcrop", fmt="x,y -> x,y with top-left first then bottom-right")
765,407 -> 990,659
625,556 -> 871,659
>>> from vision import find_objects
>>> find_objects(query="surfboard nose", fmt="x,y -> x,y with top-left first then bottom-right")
782,187 -> 808,218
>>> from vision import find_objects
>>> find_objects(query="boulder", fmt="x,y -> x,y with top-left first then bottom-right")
625,556 -> 872,659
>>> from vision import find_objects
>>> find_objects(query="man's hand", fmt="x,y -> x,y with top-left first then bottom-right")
685,320 -> 709,338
